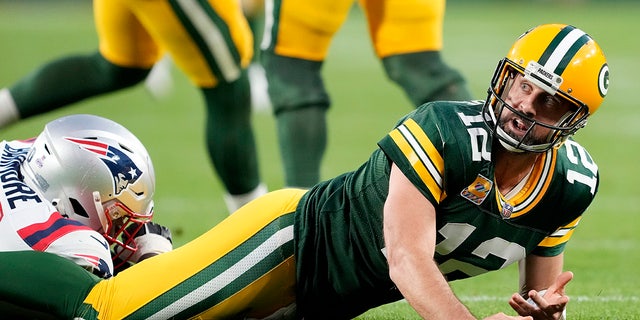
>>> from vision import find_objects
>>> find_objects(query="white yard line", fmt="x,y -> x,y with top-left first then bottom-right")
458,295 -> 640,303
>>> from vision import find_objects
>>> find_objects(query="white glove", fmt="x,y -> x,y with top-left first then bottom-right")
125,222 -> 173,263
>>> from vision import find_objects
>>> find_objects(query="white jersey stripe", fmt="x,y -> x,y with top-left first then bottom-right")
398,124 -> 443,189
514,150 -> 553,211
175,0 -> 241,82
149,225 -> 294,319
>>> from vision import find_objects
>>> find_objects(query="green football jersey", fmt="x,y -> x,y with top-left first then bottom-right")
294,100 -> 598,318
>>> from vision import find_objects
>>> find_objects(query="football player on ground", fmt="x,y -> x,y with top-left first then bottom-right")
0,0 -> 267,213
0,24 -> 609,320
0,114 -> 171,279
261,0 -> 473,188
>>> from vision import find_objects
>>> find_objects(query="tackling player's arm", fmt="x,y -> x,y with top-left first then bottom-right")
383,164 -> 530,320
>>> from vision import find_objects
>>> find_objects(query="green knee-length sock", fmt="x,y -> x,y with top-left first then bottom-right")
202,72 -> 262,195
276,105 -> 327,188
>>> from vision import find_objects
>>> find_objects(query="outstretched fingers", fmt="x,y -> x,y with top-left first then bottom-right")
549,271 -> 573,295
508,271 -> 574,319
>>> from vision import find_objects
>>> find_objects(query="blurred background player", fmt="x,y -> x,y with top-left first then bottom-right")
145,0 -> 272,111
243,0 -> 272,111
0,0 -> 267,213
261,0 -> 473,187
0,114 -> 172,278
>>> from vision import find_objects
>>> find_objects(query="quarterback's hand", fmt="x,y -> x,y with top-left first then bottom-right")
508,271 -> 573,320
124,221 -> 173,263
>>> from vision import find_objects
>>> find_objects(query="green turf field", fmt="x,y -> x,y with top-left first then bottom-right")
1,1 -> 638,318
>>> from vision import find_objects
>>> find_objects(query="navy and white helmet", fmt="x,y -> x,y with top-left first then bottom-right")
21,114 -> 155,256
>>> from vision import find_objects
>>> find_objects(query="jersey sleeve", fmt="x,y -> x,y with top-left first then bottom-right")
17,211 -> 115,278
532,216 -> 582,256
377,104 -> 446,205
532,139 -> 599,256
49,229 -> 115,278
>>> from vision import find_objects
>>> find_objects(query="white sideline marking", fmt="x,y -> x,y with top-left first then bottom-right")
457,295 -> 639,303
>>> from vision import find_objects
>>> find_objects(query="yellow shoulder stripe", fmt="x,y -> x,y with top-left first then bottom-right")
389,118 -> 445,202
538,216 -> 582,248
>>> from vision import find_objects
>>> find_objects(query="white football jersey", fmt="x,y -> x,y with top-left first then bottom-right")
0,140 -> 114,278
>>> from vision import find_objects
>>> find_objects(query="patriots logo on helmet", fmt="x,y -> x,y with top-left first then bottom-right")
65,137 -> 143,195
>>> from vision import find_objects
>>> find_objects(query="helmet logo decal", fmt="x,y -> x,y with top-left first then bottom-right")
538,25 -> 590,76
524,61 -> 563,95
598,64 -> 609,97
65,138 -> 142,195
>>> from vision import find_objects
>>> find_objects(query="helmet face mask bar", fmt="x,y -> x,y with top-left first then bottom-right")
97,195 -> 153,261
482,24 -> 609,153
483,59 -> 589,153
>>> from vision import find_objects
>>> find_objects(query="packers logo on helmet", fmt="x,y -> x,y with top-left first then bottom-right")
598,64 -> 610,98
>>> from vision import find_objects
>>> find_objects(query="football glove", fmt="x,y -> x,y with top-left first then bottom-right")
121,222 -> 173,263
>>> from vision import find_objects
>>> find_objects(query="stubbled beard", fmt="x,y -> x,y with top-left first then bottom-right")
498,114 -> 546,146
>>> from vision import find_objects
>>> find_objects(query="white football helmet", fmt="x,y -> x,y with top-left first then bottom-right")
21,114 -> 155,259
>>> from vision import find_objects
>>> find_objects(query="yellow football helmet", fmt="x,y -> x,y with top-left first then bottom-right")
483,23 -> 609,152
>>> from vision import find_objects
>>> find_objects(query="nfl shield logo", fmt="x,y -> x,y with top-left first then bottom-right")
501,202 -> 514,219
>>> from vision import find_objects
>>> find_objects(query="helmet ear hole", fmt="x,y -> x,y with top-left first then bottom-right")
118,143 -> 133,153
69,198 -> 89,218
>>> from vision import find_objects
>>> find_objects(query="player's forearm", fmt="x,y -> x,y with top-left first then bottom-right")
389,255 -> 475,319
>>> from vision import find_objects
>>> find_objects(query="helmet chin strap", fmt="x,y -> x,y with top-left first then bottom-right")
496,127 -> 526,153
495,126 -> 553,153
92,191 -> 110,233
